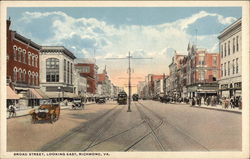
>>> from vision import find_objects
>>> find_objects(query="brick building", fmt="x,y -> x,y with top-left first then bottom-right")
7,19 -> 42,108
186,44 -> 221,98
74,58 -> 98,96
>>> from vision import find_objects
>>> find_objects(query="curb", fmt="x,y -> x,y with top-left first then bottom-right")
7,103 -> 96,119
191,105 -> 242,114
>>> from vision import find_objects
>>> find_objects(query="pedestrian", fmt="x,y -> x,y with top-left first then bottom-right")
8,104 -> 16,118
230,97 -> 234,108
224,97 -> 229,109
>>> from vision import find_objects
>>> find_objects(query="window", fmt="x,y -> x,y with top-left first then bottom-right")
224,62 -> 227,76
13,46 -> 17,61
18,48 -> 22,62
13,67 -> 17,82
46,58 -> 59,82
71,63 -> 73,85
212,56 -> 217,66
31,54 -> 34,66
18,69 -> 22,82
228,61 -> 230,76
236,36 -> 239,51
198,56 -> 205,65
233,38 -> 235,53
232,59 -> 235,74
23,50 -> 26,63
23,70 -> 26,82
82,66 -> 90,73
236,58 -> 239,73
28,52 -> 31,65
224,43 -> 227,57
228,41 -> 230,55
36,73 -> 38,85
221,64 -> 223,77
28,71 -> 31,84
32,73 -> 35,85
35,56 -> 38,67
199,71 -> 205,81
67,61 -> 70,84
64,59 -> 66,83
221,45 -> 223,58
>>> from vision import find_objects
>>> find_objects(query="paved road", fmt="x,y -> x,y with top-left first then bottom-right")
7,100 -> 241,151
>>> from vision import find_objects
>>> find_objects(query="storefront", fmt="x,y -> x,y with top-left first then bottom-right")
6,86 -> 20,108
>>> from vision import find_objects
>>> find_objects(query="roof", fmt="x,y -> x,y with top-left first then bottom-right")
218,18 -> 241,39
41,46 -> 76,59
11,31 -> 41,50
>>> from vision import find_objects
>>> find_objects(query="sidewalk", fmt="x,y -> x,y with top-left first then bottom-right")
7,102 -> 96,119
191,104 -> 242,114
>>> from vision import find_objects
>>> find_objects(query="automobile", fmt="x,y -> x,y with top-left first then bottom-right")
72,98 -> 84,109
96,97 -> 106,104
132,94 -> 139,101
117,91 -> 127,105
29,103 -> 60,124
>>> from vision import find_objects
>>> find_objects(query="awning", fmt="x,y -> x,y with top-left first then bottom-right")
64,92 -> 78,98
27,88 -> 43,99
7,86 -> 20,99
45,92 -> 78,98
35,89 -> 49,99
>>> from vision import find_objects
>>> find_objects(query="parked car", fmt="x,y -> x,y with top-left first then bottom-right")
72,98 -> 84,109
29,103 -> 60,124
96,97 -> 106,104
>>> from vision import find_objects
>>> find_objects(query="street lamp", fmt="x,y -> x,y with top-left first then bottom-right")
198,84 -> 201,97
58,86 -> 61,102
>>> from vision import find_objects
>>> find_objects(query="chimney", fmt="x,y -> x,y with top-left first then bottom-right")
7,17 -> 11,31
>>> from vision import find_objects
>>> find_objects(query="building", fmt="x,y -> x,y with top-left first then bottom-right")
186,44 -> 220,98
96,67 -> 112,97
74,58 -> 99,96
73,68 -> 87,98
168,52 -> 185,97
218,18 -> 242,98
6,19 -> 42,108
39,46 -> 76,101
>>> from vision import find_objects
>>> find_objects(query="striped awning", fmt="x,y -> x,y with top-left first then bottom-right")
28,88 -> 43,99
7,86 -> 20,99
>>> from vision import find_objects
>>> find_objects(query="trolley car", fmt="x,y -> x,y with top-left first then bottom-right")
117,91 -> 127,105
132,94 -> 139,101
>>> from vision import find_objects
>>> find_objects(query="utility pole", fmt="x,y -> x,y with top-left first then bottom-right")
106,52 -> 152,112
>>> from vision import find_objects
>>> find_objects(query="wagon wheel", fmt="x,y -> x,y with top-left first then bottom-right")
50,113 -> 56,124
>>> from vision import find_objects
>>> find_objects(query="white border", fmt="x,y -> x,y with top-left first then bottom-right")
0,1 -> 249,159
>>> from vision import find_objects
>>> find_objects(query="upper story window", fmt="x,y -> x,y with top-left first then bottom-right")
28,52 -> 31,65
199,71 -> 205,81
224,62 -> 227,77
236,58 -> 239,73
228,61 -> 230,76
198,56 -> 205,65
64,59 -> 66,83
212,70 -> 217,81
67,61 -> 70,84
232,59 -> 235,74
35,56 -> 38,67
228,41 -> 230,55
221,45 -> 223,58
23,50 -> 26,64
18,48 -> 22,62
31,54 -> 35,66
212,56 -> 217,66
233,38 -> 235,53
18,68 -> 22,82
71,63 -> 73,85
82,66 -> 90,73
23,69 -> 26,82
13,67 -> 17,82
13,46 -> 17,61
46,58 -> 59,82
236,36 -> 239,52
28,71 -> 31,84
224,43 -> 227,57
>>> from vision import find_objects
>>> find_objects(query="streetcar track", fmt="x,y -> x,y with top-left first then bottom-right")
40,105 -> 120,151
138,101 -> 210,151
124,102 -> 165,151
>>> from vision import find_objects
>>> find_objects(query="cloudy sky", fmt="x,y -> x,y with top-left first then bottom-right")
8,7 -> 241,91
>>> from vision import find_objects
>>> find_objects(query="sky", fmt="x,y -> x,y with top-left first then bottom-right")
7,7 -> 241,92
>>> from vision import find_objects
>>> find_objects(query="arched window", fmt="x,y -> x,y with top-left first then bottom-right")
36,73 -> 38,85
35,55 -> 38,67
13,46 -> 17,61
13,67 -> 17,82
23,49 -> 26,63
31,54 -> 35,66
18,68 -> 22,82
28,52 -> 31,65
46,58 -> 59,82
23,69 -> 26,82
32,72 -> 35,85
28,71 -> 31,84
18,48 -> 22,62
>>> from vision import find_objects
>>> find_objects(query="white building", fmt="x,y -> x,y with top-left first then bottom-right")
73,69 -> 87,97
40,46 -> 77,100
218,18 -> 242,97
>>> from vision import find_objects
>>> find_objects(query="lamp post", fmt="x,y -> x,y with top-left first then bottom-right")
58,86 -> 61,103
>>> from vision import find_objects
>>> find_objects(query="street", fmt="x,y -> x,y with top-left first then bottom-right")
7,100 -> 241,151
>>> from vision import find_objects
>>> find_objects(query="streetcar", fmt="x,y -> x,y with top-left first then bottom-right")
132,94 -> 139,101
117,91 -> 127,105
